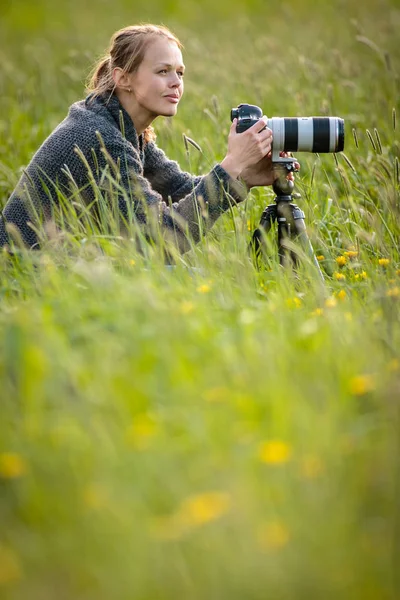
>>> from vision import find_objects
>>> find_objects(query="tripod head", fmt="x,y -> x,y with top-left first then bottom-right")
272,158 -> 299,197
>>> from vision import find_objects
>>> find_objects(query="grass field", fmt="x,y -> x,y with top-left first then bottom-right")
0,0 -> 399,598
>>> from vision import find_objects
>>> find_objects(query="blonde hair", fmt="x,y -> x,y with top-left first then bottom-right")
87,24 -> 183,143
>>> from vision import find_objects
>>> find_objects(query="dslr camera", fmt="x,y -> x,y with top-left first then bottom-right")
230,103 -> 344,162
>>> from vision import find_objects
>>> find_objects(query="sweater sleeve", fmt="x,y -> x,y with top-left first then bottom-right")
95,136 -> 247,252
143,141 -> 203,202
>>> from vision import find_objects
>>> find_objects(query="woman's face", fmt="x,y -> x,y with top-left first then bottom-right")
128,37 -> 185,118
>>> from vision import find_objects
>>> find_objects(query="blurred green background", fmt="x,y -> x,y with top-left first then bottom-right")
0,1 -> 399,599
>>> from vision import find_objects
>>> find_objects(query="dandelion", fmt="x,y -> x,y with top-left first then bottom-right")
336,289 -> 347,301
387,358 -> 399,372
386,287 -> 400,298
355,271 -> 368,280
317,255 -> 325,261
344,250 -> 358,259
178,491 -> 231,527
300,455 -> 324,479
286,297 -> 302,308
349,374 -> 375,396
257,520 -> 290,551
125,413 -> 158,450
378,258 -> 390,267
258,440 -> 291,464
325,296 -> 337,308
0,545 -> 22,585
180,301 -> 194,314
333,272 -> 346,281
197,283 -> 211,294
0,453 -> 27,479
336,255 -> 347,267
151,491 -> 231,540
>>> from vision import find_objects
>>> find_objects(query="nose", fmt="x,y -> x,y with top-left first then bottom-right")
169,72 -> 181,87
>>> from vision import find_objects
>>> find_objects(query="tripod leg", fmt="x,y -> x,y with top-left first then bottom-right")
289,204 -> 325,281
276,202 -> 297,270
249,205 -> 276,260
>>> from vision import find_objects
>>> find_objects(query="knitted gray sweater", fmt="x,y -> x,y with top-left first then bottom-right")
0,93 -> 247,251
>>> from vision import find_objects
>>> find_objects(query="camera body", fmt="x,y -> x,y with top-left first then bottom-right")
231,103 -> 344,161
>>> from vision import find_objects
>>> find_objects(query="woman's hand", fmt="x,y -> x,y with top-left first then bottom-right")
240,152 -> 300,188
220,117 -> 273,180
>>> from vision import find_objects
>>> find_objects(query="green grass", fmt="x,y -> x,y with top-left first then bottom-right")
0,0 -> 400,598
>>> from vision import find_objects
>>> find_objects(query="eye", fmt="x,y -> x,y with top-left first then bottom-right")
158,69 -> 167,74
177,71 -> 184,78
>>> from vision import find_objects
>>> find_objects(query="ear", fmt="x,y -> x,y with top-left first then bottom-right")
112,67 -> 132,91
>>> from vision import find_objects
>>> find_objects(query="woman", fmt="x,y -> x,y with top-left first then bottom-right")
0,24 -> 277,252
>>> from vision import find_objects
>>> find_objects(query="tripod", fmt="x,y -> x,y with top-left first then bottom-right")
250,160 -> 324,281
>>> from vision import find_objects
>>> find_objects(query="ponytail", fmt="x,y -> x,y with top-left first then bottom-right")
87,56 -> 114,97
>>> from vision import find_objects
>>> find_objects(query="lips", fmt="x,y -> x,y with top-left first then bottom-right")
164,95 -> 180,104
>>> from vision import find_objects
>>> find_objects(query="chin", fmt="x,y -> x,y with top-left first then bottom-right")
161,106 -> 179,117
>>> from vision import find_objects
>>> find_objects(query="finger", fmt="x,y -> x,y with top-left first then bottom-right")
261,135 -> 273,151
258,127 -> 273,143
230,118 -> 238,133
248,117 -> 268,134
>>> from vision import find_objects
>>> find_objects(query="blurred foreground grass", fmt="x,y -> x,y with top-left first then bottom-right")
0,0 -> 400,598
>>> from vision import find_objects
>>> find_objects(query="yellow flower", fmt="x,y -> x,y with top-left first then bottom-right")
333,272 -> 346,281
349,375 -> 375,396
336,289 -> 347,301
325,296 -> 337,308
286,297 -> 302,309
378,258 -> 390,267
129,259 -> 136,266
178,491 -> 231,527
150,491 -> 231,540
387,358 -> 399,372
317,255 -> 325,262
125,413 -> 158,450
0,545 -> 22,585
311,308 -> 324,317
299,455 -> 324,479
336,255 -> 347,267
355,271 -> 368,280
197,284 -> 211,294
344,250 -> 358,258
0,453 -> 27,479
386,287 -> 400,298
247,219 -> 252,231
180,301 -> 194,314
258,440 -> 291,464
257,520 -> 290,551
